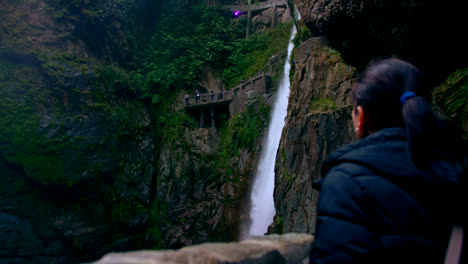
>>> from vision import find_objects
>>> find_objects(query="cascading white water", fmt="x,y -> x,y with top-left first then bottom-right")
244,19 -> 298,239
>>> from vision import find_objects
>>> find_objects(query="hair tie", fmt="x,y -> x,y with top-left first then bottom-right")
400,91 -> 416,104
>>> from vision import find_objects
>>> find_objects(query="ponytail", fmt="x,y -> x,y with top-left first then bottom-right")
402,95 -> 445,166
354,57 -> 467,253
353,57 -> 463,168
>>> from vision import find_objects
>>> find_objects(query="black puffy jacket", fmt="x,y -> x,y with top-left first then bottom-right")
309,128 -> 463,264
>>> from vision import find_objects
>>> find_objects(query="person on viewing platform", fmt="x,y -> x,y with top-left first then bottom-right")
185,93 -> 189,105
210,89 -> 214,101
195,90 -> 200,104
218,88 -> 224,100
309,58 -> 466,264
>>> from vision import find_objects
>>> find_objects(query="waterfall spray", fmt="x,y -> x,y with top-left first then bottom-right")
243,14 -> 299,239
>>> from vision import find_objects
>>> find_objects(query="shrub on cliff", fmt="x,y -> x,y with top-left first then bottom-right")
434,69 -> 468,139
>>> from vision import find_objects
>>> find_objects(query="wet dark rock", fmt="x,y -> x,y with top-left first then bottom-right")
0,212 -> 43,257
295,0 -> 468,84
274,37 -> 355,233
2,0 -> 466,263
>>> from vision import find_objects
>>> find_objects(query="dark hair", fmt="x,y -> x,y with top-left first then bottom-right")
352,58 -> 430,130
352,57 -> 461,166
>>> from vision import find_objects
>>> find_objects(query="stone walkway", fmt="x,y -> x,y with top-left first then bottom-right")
221,0 -> 287,12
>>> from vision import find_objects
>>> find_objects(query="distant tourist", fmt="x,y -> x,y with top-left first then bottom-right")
195,90 -> 200,104
185,93 -> 189,105
309,58 -> 467,264
218,88 -> 224,100
210,89 -> 214,101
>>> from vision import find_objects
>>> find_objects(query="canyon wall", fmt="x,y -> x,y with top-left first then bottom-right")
1,0 -> 467,263
273,37 -> 355,234
273,0 -> 467,236
295,0 -> 468,83
0,1 -> 291,263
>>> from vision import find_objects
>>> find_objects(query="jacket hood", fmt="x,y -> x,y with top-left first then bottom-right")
321,128 -> 461,189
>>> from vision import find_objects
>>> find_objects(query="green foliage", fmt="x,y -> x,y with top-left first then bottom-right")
157,102 -> 196,145
96,65 -> 138,97
111,193 -> 147,225
88,3 -> 293,105
278,148 -> 292,183
45,0 -> 139,65
434,69 -> 468,137
218,101 -> 270,172
34,49 -> 92,89
222,22 -> 293,88
322,46 -> 343,62
136,5 -> 244,100
47,0 -> 130,25
0,61 -> 68,185
146,199 -> 168,249
273,214 -> 284,234
282,167 -> 292,183
2,0 -> 298,252
310,97 -> 338,113
0,53 -> 148,186
105,188 -> 169,249
293,20 -> 312,47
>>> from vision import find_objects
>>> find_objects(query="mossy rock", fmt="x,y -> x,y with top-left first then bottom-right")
310,97 -> 338,113
434,68 -> 468,139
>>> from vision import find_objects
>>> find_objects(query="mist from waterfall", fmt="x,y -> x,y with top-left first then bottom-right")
243,18 -> 298,239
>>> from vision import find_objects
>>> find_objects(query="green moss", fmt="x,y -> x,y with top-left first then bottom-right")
277,147 -> 291,183
272,214 -> 283,234
323,46 -> 342,58
0,56 -> 142,187
33,50 -> 95,90
111,194 -> 148,224
0,101 -> 69,185
283,167 -> 292,184
293,20 -> 312,47
146,199 -> 168,249
157,100 -> 196,145
217,100 -> 270,175
222,22 -> 294,88
0,60 -> 70,185
434,68 -> 468,138
310,97 -> 338,113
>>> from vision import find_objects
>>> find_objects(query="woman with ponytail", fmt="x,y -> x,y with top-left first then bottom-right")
309,58 -> 465,263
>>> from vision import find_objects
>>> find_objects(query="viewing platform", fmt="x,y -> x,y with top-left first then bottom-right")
185,91 -> 233,109
184,72 -> 271,111
220,0 -> 288,12
184,49 -> 287,110
184,72 -> 271,129
184,49 -> 288,129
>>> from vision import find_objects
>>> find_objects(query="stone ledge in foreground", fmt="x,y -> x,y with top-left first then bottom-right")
92,233 -> 314,264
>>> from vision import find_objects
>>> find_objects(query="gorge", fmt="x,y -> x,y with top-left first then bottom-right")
1,0 -> 467,264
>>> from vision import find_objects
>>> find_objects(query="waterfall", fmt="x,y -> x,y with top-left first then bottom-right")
243,18 -> 298,239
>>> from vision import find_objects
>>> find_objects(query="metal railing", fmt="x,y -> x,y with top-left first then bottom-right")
185,91 -> 233,106
184,48 -> 288,107
220,0 -> 287,12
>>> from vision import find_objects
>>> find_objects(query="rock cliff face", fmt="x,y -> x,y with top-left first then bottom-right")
294,0 -> 468,84
272,0 -> 467,236
155,109 -> 262,247
252,6 -> 292,32
1,1 -> 282,260
273,37 -> 356,233
2,0 -> 467,263
1,1 -> 159,262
